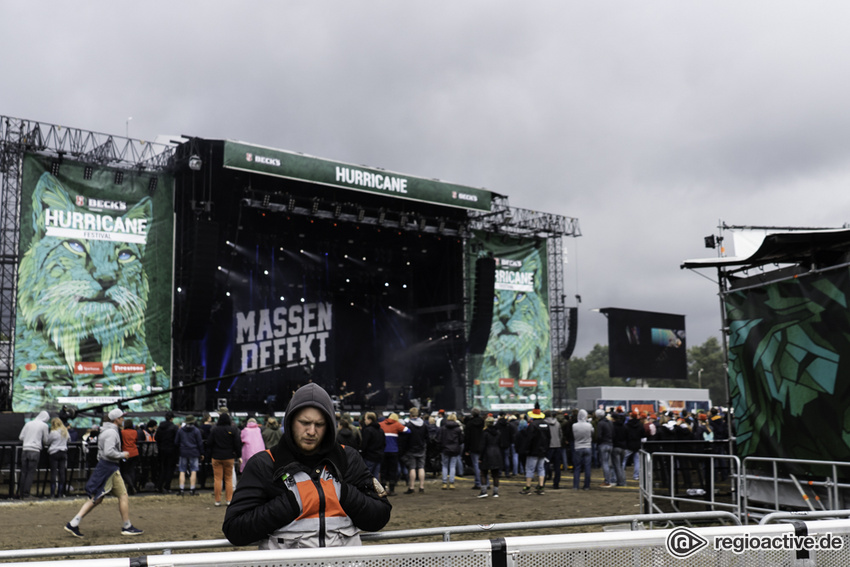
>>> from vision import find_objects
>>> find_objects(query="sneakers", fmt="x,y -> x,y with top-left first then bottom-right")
419,488 -> 425,493
214,501 -> 222,507
449,483 -> 455,490
403,488 -> 415,495
121,525 -> 144,536
477,492 -> 489,498
442,483 -> 448,490
189,488 -> 197,496
534,487 -> 545,495
64,523 -> 83,538
600,482 -> 613,488
520,486 -> 531,495
177,489 -> 184,497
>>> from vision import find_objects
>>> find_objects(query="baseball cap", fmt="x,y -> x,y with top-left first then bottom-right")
108,408 -> 125,421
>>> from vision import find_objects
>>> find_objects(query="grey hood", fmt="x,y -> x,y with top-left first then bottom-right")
283,383 -> 338,454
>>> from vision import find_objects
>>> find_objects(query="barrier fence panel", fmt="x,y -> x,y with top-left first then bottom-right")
742,456 -> 850,523
640,449 -> 742,522
5,519 -> 850,567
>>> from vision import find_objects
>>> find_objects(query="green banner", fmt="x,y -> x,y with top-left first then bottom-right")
13,154 -> 173,413
725,266 -> 850,465
223,140 -> 492,212
467,232 -> 552,411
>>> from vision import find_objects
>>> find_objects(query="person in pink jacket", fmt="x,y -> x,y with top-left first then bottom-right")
239,418 -> 265,472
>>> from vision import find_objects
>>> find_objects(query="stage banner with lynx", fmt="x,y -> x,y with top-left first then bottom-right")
725,265 -> 850,465
467,232 -> 551,411
12,153 -> 173,413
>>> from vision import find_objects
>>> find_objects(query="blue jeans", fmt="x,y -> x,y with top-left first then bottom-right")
573,447 -> 591,489
363,458 -> 381,480
611,447 -> 626,486
598,443 -> 614,485
470,452 -> 482,486
525,455 -> 546,480
442,454 -> 460,484
624,449 -> 641,480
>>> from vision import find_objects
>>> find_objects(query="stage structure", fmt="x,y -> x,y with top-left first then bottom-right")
0,116 -> 175,414
0,117 -> 580,415
169,139 -> 580,413
683,222 -> 850,472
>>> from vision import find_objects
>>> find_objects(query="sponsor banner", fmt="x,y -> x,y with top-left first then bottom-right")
12,153 -> 173,413
467,232 -> 552,411
223,140 -> 492,212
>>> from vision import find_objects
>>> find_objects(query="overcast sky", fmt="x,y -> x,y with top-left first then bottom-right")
4,2 -> 850,359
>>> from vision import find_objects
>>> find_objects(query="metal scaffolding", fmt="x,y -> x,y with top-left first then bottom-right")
468,194 -> 582,407
0,116 -> 174,410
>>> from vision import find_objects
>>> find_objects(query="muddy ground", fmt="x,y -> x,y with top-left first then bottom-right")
0,468 -> 647,560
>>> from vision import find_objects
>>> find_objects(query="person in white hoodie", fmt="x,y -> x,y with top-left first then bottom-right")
18,410 -> 49,498
571,409 -> 594,490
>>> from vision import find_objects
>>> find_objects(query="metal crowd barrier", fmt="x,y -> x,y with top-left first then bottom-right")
0,511 -> 740,561
4,518 -> 850,567
742,456 -> 850,523
0,441 -> 181,497
640,449 -> 742,520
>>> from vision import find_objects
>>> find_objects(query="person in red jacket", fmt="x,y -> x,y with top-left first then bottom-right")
223,383 -> 392,549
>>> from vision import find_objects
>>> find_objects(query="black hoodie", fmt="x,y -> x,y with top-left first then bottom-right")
223,384 -> 392,547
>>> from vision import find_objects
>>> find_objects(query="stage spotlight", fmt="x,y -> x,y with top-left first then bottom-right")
264,270 -> 269,275
50,161 -> 61,176
438,219 -> 446,234
288,196 -> 296,211
177,286 -> 182,293
226,291 -> 231,297
114,171 -> 124,185
83,165 -> 93,180
334,203 -> 342,218
148,177 -> 158,195
378,208 -> 386,225
262,193 -> 271,207
400,213 -> 408,226
188,155 -> 203,171
357,208 -> 365,222
311,199 -> 320,215
418,218 -> 427,231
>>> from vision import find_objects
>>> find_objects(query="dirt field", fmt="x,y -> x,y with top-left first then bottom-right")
0,472 -> 643,559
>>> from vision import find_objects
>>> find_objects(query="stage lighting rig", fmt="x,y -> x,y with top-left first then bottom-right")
188,154 -> 203,171
357,208 -> 365,222
311,198 -> 320,215
378,208 -> 386,226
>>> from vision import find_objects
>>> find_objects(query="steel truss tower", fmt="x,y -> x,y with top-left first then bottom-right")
468,195 -> 581,408
0,116 -> 173,410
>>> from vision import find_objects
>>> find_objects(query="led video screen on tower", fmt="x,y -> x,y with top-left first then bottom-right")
603,308 -> 686,380
12,153 -> 173,413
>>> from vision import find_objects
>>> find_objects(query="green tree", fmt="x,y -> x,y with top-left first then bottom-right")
686,336 -> 727,406
567,336 -> 727,405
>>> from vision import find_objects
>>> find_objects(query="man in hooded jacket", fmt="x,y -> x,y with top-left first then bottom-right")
223,383 -> 392,549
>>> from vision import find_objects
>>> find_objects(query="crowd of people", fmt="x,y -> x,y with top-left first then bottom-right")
16,402 -> 730,503
14,391 -> 729,543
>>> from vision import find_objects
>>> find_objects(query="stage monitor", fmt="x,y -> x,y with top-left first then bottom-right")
602,308 -> 686,380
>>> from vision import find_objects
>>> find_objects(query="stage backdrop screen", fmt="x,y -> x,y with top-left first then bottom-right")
726,266 -> 850,463
12,154 -> 173,413
467,232 -> 552,411
603,308 -> 686,380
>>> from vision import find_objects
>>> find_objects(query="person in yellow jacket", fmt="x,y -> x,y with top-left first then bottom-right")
223,383 -> 392,549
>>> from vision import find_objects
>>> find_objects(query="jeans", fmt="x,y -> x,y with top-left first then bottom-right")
19,450 -> 40,497
442,454 -> 460,484
611,447 -> 626,486
470,452 -> 482,486
598,443 -> 614,485
546,448 -> 563,487
573,447 -> 591,489
363,458 -> 382,480
49,451 -> 68,497
624,449 -> 641,480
